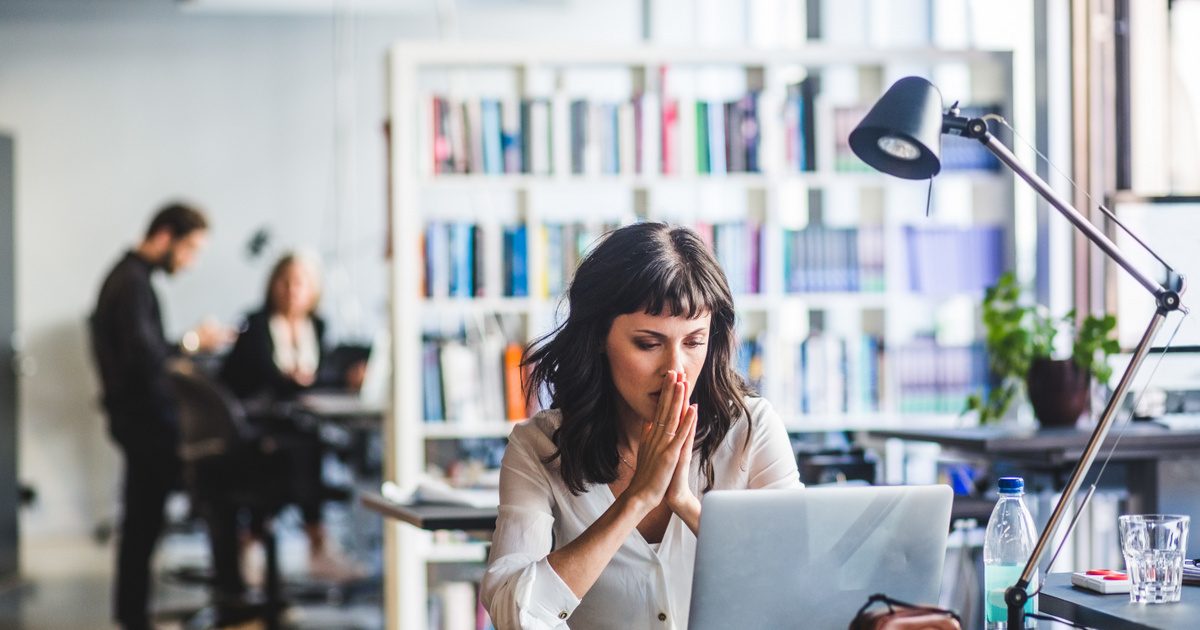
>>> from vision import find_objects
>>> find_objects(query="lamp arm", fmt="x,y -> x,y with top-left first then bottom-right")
954,123 -> 1186,628
965,122 -> 1182,310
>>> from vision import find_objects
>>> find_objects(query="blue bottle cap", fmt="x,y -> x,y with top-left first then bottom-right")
998,477 -> 1024,492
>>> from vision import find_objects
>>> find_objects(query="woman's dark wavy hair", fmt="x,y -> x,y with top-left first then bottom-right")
523,222 -> 753,495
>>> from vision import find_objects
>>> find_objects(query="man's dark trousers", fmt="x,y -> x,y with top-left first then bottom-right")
114,440 -> 179,630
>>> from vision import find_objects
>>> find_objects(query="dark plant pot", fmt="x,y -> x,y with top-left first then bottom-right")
1026,358 -> 1090,428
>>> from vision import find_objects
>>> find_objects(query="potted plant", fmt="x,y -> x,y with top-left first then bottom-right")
965,272 -> 1120,426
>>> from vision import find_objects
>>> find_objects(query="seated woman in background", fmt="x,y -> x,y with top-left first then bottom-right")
481,223 -> 802,629
219,252 -> 364,582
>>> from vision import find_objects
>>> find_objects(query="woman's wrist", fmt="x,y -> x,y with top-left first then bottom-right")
615,490 -> 655,520
668,493 -> 700,518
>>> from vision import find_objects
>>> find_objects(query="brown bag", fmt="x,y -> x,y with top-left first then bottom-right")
849,594 -> 962,630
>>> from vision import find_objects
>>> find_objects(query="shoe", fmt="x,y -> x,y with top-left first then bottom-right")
241,540 -> 265,588
308,549 -> 367,583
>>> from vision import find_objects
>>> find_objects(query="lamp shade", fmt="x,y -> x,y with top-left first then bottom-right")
848,76 -> 945,180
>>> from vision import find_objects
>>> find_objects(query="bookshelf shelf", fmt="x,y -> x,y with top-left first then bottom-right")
422,297 -> 541,314
388,40 -> 1017,630
417,171 -> 1006,192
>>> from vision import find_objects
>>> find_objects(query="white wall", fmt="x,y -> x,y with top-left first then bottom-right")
0,0 -> 640,539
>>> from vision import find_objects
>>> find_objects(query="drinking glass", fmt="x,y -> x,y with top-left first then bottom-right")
1118,514 -> 1190,604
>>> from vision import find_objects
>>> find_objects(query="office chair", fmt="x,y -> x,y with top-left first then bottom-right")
168,360 -> 289,629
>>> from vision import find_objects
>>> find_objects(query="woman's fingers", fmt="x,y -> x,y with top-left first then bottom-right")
664,374 -> 687,436
684,404 -> 697,450
650,371 -> 676,429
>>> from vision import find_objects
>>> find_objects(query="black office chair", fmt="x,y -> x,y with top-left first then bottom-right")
168,360 -> 289,629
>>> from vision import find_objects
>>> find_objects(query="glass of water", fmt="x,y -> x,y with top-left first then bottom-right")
1119,514 -> 1190,604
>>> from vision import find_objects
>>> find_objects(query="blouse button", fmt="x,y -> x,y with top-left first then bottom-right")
558,611 -> 569,620
658,612 -> 667,622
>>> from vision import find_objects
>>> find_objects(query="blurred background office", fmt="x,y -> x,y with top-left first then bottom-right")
2,0 -> 1200,629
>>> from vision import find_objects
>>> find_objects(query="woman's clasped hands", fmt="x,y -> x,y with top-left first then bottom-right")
624,370 -> 699,517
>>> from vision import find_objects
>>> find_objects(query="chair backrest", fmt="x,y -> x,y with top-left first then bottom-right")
167,360 -> 250,463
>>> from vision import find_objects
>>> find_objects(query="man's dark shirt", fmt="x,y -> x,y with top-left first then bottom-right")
90,251 -> 178,450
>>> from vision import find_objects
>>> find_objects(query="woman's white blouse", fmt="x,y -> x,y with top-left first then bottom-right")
481,397 -> 802,630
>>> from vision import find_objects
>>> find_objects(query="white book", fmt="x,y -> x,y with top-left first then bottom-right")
618,100 -> 636,176
551,90 -> 571,177
475,327 -> 507,421
640,92 -> 662,176
439,341 -> 482,424
706,99 -> 727,174
464,99 -> 485,175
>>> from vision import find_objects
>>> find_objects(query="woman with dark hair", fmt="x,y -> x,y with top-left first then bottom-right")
481,223 -> 801,629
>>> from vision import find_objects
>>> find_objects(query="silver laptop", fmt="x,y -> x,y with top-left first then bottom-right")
688,485 -> 952,630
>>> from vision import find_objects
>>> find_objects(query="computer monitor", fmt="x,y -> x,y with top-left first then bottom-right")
688,485 -> 952,630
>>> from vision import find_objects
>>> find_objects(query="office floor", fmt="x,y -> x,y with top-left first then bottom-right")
0,510 -> 384,630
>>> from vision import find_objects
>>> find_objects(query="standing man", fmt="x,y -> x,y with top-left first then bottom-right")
89,202 -> 229,630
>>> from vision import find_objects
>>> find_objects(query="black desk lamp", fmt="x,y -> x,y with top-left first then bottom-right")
849,76 -> 1185,628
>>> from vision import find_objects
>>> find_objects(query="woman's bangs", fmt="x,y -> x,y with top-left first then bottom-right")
638,266 -> 721,320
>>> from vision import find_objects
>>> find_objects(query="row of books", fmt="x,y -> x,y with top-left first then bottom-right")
832,103 -> 1003,173
783,333 -> 884,416
423,220 -> 765,301
746,333 -> 884,417
696,222 -> 762,296
893,338 -> 989,414
428,581 -> 494,630
432,92 -> 768,177
422,336 -> 532,424
422,222 -> 531,299
904,225 -> 1004,296
422,221 -> 619,300
424,220 -> 1005,303
783,226 -> 885,293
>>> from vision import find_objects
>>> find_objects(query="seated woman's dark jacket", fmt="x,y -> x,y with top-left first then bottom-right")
219,309 -> 341,403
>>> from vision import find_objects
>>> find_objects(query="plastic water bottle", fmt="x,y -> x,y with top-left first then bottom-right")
983,477 -> 1038,629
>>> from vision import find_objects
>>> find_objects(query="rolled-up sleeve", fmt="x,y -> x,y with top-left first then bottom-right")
745,400 -> 804,490
481,430 -> 581,628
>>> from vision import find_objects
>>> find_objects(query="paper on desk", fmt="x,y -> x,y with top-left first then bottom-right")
381,477 -> 499,509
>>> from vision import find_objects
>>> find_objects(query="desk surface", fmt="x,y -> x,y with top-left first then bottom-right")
866,424 -> 1200,464
360,491 -> 498,530
1040,573 -> 1200,629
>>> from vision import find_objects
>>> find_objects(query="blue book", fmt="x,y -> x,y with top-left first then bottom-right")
448,222 -> 474,298
422,339 -> 444,422
604,103 -> 620,174
505,224 -> 529,297
480,99 -> 504,174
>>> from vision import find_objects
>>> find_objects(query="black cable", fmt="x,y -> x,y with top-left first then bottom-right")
1028,611 -> 1092,629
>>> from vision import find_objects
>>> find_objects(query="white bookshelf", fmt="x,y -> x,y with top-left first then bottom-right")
387,42 -> 1015,629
